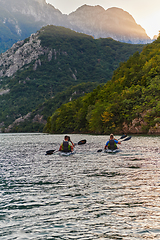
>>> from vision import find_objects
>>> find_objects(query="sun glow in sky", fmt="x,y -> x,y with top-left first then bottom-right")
46,0 -> 160,39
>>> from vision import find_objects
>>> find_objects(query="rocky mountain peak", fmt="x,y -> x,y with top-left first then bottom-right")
106,7 -> 136,22
68,5 -> 150,43
71,4 -> 105,14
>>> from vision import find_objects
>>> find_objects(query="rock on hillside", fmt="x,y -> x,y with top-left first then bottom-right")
0,32 -> 49,78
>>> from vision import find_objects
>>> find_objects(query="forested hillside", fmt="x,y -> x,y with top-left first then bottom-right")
0,25 -> 144,132
6,82 -> 98,132
45,37 -> 160,135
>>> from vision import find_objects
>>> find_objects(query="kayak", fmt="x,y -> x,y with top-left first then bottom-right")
104,148 -> 121,153
59,150 -> 75,156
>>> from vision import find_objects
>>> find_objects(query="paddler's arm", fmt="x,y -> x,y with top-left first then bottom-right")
59,144 -> 62,151
115,140 -> 121,144
70,140 -> 75,147
104,141 -> 109,149
70,144 -> 74,152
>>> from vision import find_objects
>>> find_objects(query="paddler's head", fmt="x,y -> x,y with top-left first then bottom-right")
110,133 -> 114,140
64,135 -> 69,141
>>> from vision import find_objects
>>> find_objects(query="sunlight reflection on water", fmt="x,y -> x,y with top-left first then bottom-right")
0,133 -> 160,239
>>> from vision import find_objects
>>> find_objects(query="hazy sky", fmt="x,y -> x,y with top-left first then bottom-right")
46,0 -> 160,39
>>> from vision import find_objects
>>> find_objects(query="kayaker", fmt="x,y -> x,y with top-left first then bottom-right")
104,133 -> 121,150
59,136 -> 74,152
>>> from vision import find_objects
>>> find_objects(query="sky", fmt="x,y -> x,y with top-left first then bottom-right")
46,0 -> 160,39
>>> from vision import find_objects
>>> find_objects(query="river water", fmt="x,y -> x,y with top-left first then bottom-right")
0,133 -> 160,240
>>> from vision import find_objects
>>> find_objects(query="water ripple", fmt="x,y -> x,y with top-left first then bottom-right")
0,133 -> 160,239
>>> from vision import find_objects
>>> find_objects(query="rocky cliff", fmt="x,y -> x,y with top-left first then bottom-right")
0,32 -> 50,78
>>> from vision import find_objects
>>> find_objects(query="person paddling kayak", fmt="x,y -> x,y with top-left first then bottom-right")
59,136 -> 74,153
104,134 -> 121,150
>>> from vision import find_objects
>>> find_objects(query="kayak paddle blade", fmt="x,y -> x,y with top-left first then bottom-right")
122,136 -> 131,141
97,149 -> 103,152
46,150 -> 55,155
78,139 -> 86,145
118,134 -> 127,140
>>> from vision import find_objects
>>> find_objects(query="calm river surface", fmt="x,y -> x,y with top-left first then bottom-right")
0,133 -> 160,240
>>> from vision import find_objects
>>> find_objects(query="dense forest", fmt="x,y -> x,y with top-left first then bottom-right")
7,82 -> 98,132
44,37 -> 160,135
0,25 -> 144,131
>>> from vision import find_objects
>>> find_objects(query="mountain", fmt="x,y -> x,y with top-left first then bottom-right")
45,37 -> 160,135
0,0 -> 151,53
0,25 -> 144,132
0,0 -> 71,53
68,5 -> 151,44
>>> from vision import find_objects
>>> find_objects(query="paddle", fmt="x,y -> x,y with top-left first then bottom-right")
97,135 -> 131,152
46,149 -> 58,155
121,136 -> 131,141
118,134 -> 127,140
46,139 -> 87,155
77,139 -> 86,145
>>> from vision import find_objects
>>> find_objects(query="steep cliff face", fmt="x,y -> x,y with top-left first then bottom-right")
0,32 -> 51,78
0,0 -> 151,54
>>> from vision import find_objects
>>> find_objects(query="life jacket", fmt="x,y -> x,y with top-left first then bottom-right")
62,141 -> 71,152
108,139 -> 117,150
